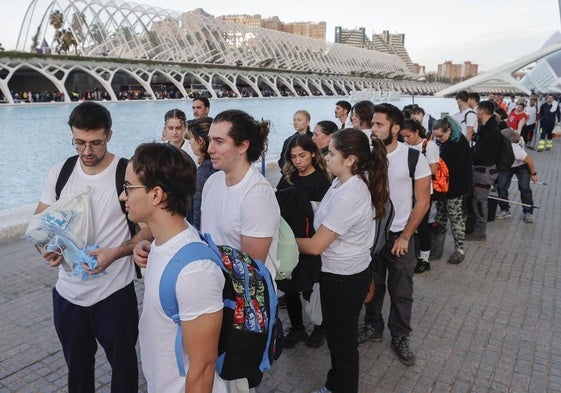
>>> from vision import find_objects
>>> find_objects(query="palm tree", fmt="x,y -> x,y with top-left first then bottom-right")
49,10 -> 64,53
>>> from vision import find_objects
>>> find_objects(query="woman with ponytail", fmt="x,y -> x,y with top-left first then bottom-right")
296,128 -> 389,393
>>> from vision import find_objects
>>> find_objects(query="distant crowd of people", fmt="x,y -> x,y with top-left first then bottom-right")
30,91 -> 554,393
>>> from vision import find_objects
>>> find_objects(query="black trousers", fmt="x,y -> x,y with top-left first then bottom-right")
321,268 -> 370,393
53,282 -> 139,393
364,233 -> 416,337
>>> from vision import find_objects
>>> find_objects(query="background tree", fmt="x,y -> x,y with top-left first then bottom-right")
0,42 -> 4,52
49,10 -> 64,53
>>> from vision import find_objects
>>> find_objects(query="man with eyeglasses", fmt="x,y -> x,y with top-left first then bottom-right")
32,101 -> 151,393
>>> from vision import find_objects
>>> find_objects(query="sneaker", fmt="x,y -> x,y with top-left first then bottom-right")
283,328 -> 308,348
523,212 -> 534,223
391,336 -> 416,366
306,324 -> 326,348
414,258 -> 431,274
310,386 -> 331,393
448,249 -> 465,265
357,324 -> 383,345
495,210 -> 512,219
546,139 -> 553,150
465,233 -> 486,241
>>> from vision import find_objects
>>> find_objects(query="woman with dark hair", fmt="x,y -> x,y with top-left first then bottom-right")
312,120 -> 338,157
400,119 -> 439,274
276,134 -> 331,349
430,116 -> 472,265
296,129 -> 389,393
187,117 -> 216,229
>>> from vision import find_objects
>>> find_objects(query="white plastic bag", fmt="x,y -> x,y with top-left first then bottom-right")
25,187 -> 94,271
304,282 -> 323,325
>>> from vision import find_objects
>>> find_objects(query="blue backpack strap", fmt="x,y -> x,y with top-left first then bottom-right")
159,240 -> 222,377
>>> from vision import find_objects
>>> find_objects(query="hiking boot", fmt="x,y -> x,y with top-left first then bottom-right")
537,139 -> 545,152
306,324 -> 326,348
357,324 -> 383,345
310,386 -> 332,393
495,209 -> 511,219
414,258 -> 431,274
391,336 -> 416,366
546,139 -> 553,150
465,233 -> 486,241
283,328 -> 308,348
523,212 -> 534,223
448,249 -> 465,265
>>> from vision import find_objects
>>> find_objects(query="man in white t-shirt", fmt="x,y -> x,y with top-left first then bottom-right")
123,143 -> 226,393
359,103 -> 431,367
33,102 -> 152,393
452,90 -> 478,144
202,109 -> 280,392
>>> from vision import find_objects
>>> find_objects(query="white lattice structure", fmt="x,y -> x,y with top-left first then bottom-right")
17,0 -> 410,77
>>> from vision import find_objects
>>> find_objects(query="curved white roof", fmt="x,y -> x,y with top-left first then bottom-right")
17,0 -> 411,77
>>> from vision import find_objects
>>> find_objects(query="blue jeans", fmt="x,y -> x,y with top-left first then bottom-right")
496,164 -> 534,214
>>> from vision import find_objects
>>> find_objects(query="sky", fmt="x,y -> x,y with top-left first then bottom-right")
1,0 -> 560,72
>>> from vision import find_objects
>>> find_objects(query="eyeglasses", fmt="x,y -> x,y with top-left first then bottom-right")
72,138 -> 107,152
122,184 -> 148,197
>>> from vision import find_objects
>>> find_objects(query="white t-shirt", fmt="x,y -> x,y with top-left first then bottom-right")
387,143 -> 432,233
511,143 -> 528,168
39,156 -> 134,307
139,226 -> 226,393
453,108 -> 478,137
525,105 -> 538,125
201,166 -> 280,279
314,175 -> 375,275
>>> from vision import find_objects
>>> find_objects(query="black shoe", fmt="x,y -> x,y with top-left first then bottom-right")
391,336 -> 416,366
306,325 -> 326,348
465,233 -> 486,242
414,259 -> 431,275
283,328 -> 308,348
357,324 -> 383,345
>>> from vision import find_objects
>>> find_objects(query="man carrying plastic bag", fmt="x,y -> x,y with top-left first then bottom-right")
28,102 -> 151,393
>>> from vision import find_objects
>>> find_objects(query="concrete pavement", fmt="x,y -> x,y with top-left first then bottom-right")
1,144 -> 561,392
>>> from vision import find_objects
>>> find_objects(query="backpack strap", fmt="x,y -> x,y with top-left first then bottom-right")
116,157 -> 143,278
421,139 -> 428,156
159,240 -> 222,377
55,155 -> 79,200
407,148 -> 420,206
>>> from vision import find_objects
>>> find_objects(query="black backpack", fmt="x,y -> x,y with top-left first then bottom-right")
275,186 -> 321,294
159,232 -> 281,388
55,155 -> 141,278
497,134 -> 515,172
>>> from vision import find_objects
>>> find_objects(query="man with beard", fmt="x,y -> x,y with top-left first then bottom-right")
358,103 -> 431,366
32,102 -> 152,393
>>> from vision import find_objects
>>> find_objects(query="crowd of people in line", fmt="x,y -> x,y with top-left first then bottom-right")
30,90 -> 555,393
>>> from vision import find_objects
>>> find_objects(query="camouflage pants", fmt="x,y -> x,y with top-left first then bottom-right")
435,196 -> 465,251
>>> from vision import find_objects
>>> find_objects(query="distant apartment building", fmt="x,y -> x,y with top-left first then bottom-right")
219,14 -> 326,40
437,61 -> 479,81
334,27 -> 415,72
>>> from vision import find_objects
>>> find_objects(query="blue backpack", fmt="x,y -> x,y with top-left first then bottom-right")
159,232 -> 281,388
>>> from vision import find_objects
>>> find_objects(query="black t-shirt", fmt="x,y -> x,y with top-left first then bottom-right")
277,169 -> 331,202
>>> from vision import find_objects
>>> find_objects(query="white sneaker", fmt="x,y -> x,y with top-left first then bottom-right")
496,210 -> 512,219
523,212 -> 533,223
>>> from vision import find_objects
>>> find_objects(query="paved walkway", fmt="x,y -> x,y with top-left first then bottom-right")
1,142 -> 561,392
